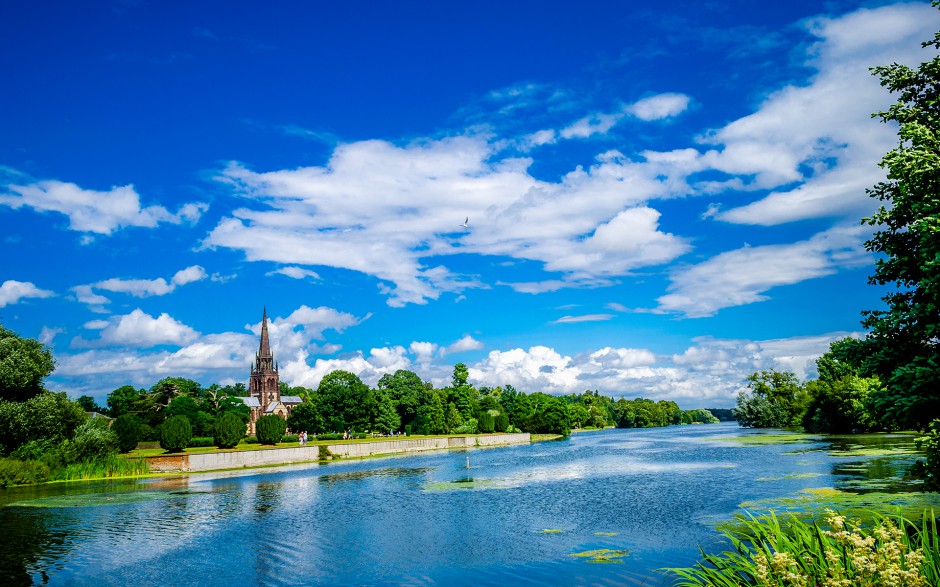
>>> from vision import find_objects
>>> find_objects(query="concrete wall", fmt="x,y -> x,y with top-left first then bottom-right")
146,433 -> 531,473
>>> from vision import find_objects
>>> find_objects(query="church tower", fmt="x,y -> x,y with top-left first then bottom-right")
250,308 -> 281,411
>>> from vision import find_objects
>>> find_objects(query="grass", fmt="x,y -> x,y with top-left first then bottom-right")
665,509 -> 940,586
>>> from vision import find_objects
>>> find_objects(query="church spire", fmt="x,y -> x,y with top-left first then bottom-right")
259,307 -> 272,358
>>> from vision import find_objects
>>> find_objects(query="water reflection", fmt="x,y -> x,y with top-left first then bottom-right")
0,424 -> 929,586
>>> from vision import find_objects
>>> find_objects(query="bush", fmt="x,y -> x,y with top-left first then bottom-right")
453,418 -> 478,435
281,434 -> 299,443
0,392 -> 86,455
214,412 -> 244,449
0,457 -> 50,487
111,414 -> 142,453
159,415 -> 192,453
186,436 -> 215,448
256,415 -> 287,445
495,413 -> 509,433
478,412 -> 495,433
71,418 -> 119,462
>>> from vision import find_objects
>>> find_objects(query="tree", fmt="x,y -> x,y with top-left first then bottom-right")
449,363 -> 478,421
378,370 -> 425,429
859,19 -> 940,430
733,370 -> 809,428
802,340 -> 879,434
76,395 -> 105,414
214,412 -> 245,449
159,415 -> 192,453
71,418 -> 119,462
286,400 -> 323,435
414,389 -> 446,435
317,370 -> 373,432
528,394 -> 571,436
0,392 -> 85,455
107,385 -> 144,418
371,387 -> 401,433
112,414 -> 143,453
0,326 -> 55,402
256,414 -> 287,445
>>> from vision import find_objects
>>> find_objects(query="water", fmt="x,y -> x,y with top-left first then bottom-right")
0,423 -> 931,586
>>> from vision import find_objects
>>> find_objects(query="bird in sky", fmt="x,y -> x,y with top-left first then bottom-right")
459,217 -> 469,228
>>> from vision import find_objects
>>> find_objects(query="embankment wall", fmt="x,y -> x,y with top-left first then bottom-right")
146,433 -> 531,473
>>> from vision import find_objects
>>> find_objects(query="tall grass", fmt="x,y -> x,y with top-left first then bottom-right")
58,455 -> 150,481
666,509 -> 939,587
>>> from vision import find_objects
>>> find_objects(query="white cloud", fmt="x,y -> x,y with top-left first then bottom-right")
560,112 -> 621,139
205,135 -> 695,306
0,179 -> 207,235
553,314 -> 614,324
267,266 -> 320,280
655,225 -> 869,317
703,3 -> 936,224
73,309 -> 200,348
410,341 -> 439,365
91,265 -> 208,298
625,93 -> 690,121
70,285 -> 111,308
441,335 -> 484,355
0,280 -> 54,307
38,326 -> 64,345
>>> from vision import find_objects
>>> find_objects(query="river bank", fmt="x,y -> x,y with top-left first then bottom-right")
146,432 -> 532,473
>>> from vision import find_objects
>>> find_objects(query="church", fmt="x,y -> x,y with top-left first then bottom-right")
240,309 -> 303,435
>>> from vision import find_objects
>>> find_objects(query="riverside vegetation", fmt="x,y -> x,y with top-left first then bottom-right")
0,323 -> 720,488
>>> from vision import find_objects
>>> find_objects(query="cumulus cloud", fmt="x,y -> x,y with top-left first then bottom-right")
206,134 -> 694,306
72,309 -> 200,348
267,266 -> 320,280
91,265 -> 208,298
0,178 -> 207,235
624,93 -> 690,121
655,225 -> 869,317
703,3 -> 936,224
0,280 -> 54,307
441,335 -> 484,355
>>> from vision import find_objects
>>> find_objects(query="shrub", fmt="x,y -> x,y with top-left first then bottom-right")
111,414 -> 142,453
186,436 -> 215,448
453,418 -> 478,435
71,418 -> 119,462
478,412 -> 495,433
318,445 -> 333,460
0,457 -> 50,487
495,413 -> 509,433
256,415 -> 287,445
214,412 -> 245,449
0,392 -> 86,454
159,415 -> 192,453
281,434 -> 299,443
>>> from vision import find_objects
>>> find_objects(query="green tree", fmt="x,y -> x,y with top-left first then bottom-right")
159,415 -> 192,453
106,385 -> 144,418
112,414 -> 143,453
75,395 -> 105,414
414,389 -> 446,435
371,387 -> 401,433
214,412 -> 245,449
733,370 -> 808,428
802,340 -> 879,434
0,392 -> 85,454
286,400 -> 323,435
0,326 -> 55,402
449,363 -> 478,421
317,370 -> 373,432
256,414 -> 287,445
528,394 -> 571,436
858,21 -> 940,430
71,418 -> 119,462
378,369 -> 424,430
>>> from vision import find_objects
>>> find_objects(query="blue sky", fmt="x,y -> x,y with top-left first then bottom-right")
1,1 -> 936,407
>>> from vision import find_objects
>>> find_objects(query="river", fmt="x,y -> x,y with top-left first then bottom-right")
0,422 -> 932,586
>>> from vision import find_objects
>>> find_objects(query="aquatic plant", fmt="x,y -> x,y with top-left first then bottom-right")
666,509 -> 940,586
570,548 -> 629,563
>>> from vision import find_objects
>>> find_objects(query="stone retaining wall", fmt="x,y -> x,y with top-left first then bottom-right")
145,433 -> 531,473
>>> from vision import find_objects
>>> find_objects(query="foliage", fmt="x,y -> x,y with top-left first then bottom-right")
186,436 -> 215,448
733,370 -> 809,428
494,412 -> 509,432
71,418 -> 119,462
286,399 -> 322,435
255,414 -> 287,445
478,411 -> 495,433
445,402 -> 464,432
371,386 -> 401,433
449,363 -> 478,421
159,415 -> 193,453
317,370 -> 373,432
111,414 -> 142,453
209,411 -> 243,449
414,389 -> 446,435
0,457 -> 50,487
0,326 -> 55,402
858,15 -> 940,431
666,509 -> 939,587
452,418 -> 478,434
106,385 -> 145,418
0,391 -> 86,455
528,393 -> 571,436
913,419 -> 940,492
76,395 -> 105,414
802,339 -> 879,434
378,369 -> 425,430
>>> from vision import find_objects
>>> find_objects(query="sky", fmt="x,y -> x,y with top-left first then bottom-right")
1,1 -> 937,408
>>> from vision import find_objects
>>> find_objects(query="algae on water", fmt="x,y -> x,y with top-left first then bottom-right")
570,549 -> 629,563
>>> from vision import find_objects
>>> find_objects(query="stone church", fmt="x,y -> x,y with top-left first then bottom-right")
240,309 -> 303,435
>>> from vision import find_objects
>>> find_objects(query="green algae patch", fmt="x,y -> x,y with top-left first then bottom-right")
423,478 -> 501,492
594,531 -> 618,537
8,491 -> 179,508
735,486 -> 938,524
709,433 -> 821,446
538,528 -> 564,534
829,446 -> 920,458
570,548 -> 629,563
756,472 -> 824,482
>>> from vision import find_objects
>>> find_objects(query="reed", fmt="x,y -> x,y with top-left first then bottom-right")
57,455 -> 150,481
665,509 -> 940,587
